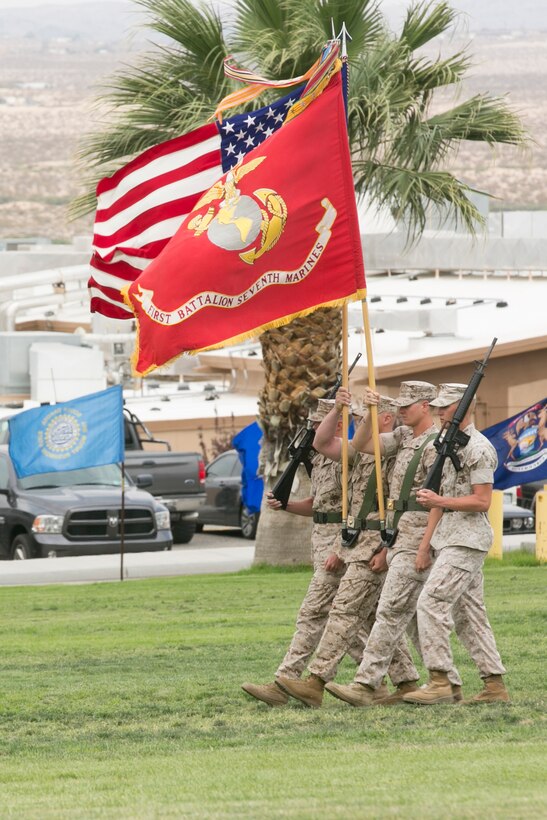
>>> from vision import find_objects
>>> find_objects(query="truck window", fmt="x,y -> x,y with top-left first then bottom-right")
124,419 -> 140,450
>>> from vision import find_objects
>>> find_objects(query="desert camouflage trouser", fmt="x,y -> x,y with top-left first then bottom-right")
276,564 -> 368,680
354,551 -> 463,689
307,561 -> 418,685
417,546 -> 506,677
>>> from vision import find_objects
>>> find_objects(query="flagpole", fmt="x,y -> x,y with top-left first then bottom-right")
338,22 -> 388,545
361,301 -> 387,538
341,305 -> 349,530
120,461 -> 125,581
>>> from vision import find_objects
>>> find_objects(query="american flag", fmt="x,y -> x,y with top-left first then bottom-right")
89,85 -> 304,320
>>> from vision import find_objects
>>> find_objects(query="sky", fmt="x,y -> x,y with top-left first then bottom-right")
0,0 -> 125,6
1,0 -> 546,31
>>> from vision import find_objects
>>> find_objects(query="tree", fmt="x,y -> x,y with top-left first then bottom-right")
73,0 -> 526,564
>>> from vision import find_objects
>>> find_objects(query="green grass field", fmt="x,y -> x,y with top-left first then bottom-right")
0,553 -> 545,818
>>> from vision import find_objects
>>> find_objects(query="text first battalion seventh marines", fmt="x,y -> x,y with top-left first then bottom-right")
243,380 -> 509,707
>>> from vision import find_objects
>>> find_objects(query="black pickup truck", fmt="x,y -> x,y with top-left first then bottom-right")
123,408 -> 205,543
0,405 -> 206,545
0,445 -> 172,559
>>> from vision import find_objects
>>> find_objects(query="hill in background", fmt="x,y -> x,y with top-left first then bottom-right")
0,2 -> 545,241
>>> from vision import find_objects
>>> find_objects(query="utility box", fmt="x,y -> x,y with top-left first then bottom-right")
0,332 -> 84,396
29,342 -> 106,403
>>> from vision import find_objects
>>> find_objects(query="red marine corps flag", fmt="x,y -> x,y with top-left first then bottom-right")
124,66 -> 366,375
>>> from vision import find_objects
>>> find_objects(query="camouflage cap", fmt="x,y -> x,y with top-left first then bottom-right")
430,383 -> 467,407
378,395 -> 398,415
351,400 -> 367,418
352,395 -> 397,417
307,398 -> 335,423
392,380 -> 437,407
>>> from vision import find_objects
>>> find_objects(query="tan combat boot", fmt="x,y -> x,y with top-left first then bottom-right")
324,681 -> 376,707
275,674 -> 325,708
373,680 -> 390,702
241,681 -> 289,707
463,675 -> 510,705
374,680 -> 420,706
402,671 -> 454,705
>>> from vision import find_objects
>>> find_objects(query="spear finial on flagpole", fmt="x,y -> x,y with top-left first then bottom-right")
337,22 -> 352,58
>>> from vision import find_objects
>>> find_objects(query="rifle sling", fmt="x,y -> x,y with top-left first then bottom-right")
343,468 -> 382,543
390,434 -> 437,531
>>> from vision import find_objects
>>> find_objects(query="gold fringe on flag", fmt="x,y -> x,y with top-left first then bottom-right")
124,287 -> 367,378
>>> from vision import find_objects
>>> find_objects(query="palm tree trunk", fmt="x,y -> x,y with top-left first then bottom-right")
254,307 -> 342,565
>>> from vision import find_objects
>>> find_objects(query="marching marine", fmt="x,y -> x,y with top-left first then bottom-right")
325,381 -> 464,707
241,398 -> 368,706
404,383 -> 509,705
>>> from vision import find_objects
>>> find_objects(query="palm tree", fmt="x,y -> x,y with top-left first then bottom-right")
73,0 -> 526,564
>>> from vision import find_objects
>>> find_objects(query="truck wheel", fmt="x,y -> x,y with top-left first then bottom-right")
240,508 -> 259,540
171,521 -> 196,544
11,534 -> 35,560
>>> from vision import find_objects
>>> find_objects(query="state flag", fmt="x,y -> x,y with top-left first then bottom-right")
482,398 -> 547,489
9,387 -> 124,478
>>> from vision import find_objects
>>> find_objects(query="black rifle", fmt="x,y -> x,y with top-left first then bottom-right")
271,352 -> 362,508
422,337 -> 497,493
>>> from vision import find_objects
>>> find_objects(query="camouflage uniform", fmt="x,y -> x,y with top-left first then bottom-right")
275,452 -> 366,679
417,424 -> 507,677
354,417 -> 463,689
308,448 -> 418,684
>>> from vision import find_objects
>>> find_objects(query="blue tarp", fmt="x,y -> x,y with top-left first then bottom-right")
232,422 -> 264,514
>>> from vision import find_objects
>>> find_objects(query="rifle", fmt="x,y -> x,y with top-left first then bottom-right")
422,338 -> 497,493
271,352 -> 362,508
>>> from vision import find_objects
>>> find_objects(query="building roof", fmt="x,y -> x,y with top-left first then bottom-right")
122,380 -> 258,423
198,271 -> 547,380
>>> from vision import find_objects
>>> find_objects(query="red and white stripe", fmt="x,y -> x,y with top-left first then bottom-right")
89,122 -> 223,319
89,43 -> 340,321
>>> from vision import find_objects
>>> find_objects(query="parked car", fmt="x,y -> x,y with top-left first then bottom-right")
0,445 -> 172,559
516,480 -> 545,514
196,449 -> 259,539
502,490 -> 535,535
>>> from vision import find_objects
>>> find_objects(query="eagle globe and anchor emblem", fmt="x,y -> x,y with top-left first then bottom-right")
187,157 -> 287,263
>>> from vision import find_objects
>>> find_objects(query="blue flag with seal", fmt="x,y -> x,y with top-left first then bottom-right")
8,386 -> 124,479
481,398 -> 547,490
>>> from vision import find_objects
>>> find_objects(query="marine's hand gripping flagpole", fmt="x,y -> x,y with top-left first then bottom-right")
336,24 -> 391,549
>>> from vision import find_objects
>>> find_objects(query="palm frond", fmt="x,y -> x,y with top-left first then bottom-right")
408,49 -> 471,93
399,0 -> 458,51
427,94 -> 528,146
354,160 -> 484,238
